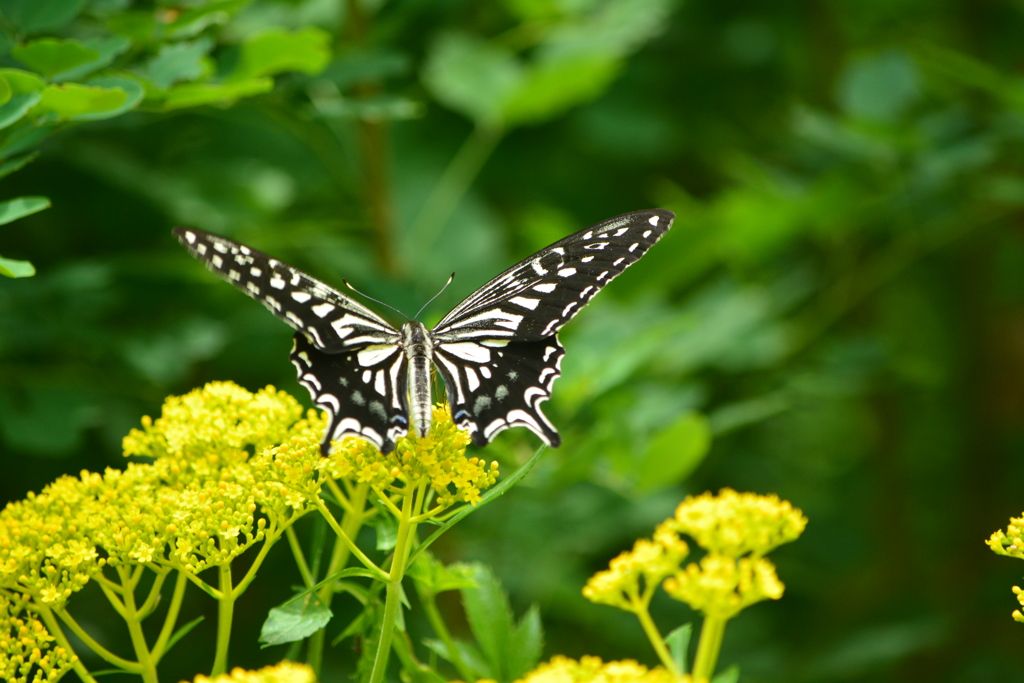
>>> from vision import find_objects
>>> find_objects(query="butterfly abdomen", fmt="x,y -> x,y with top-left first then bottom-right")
401,322 -> 434,438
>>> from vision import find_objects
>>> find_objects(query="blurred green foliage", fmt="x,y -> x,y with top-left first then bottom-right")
2,0 -> 1024,681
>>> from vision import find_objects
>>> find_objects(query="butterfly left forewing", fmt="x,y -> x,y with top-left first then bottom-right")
432,337 -> 565,447
291,333 -> 410,455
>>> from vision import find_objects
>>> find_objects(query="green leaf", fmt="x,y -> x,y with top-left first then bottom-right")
665,624 -> 693,674
0,92 -> 38,130
231,27 -> 332,81
461,563 -> 516,682
164,616 -> 205,654
407,552 -> 477,597
635,411 -> 711,492
11,39 -> 100,80
507,604 -> 544,680
0,151 -> 38,180
33,83 -> 128,120
52,36 -> 132,83
259,595 -> 333,646
0,255 -> 35,278
0,196 -> 50,225
712,665 -> 741,683
422,32 -> 522,129
160,77 -> 273,110
79,75 -> 144,120
146,38 -> 214,89
408,444 -> 546,565
837,49 -> 920,123
503,54 -> 621,126
374,512 -> 398,551
0,120 -> 55,158
0,69 -> 46,94
0,0 -> 87,32
0,78 -> 11,107
167,0 -> 251,39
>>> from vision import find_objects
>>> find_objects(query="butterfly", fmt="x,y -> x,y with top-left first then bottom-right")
174,209 -> 674,455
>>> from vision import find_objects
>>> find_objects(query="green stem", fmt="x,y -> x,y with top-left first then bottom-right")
691,615 -> 727,682
421,590 -> 473,681
407,125 -> 503,256
634,602 -> 680,677
52,606 -> 141,672
308,482 -> 370,676
118,566 -> 159,683
368,488 -> 418,683
314,498 -> 386,580
37,605 -> 103,683
211,563 -> 235,677
286,525 -> 315,589
152,569 -> 189,660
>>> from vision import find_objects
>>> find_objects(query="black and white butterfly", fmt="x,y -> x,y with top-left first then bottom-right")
174,209 -> 673,455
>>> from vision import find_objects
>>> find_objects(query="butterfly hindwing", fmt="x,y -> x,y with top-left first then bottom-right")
432,209 -> 674,342
291,333 -> 410,454
432,337 -> 565,447
173,227 -> 399,352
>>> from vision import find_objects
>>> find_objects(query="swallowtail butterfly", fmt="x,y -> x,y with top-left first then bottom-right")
174,209 -> 674,455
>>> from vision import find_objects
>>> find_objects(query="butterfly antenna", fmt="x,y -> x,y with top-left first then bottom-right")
415,273 -> 455,321
343,280 -> 410,321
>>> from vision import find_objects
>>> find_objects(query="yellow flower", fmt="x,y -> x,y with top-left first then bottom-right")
0,593 -> 77,683
187,661 -> 315,683
327,405 -> 499,509
988,515 -> 1024,560
663,554 -> 784,620
507,655 -> 680,683
582,537 -> 688,610
669,488 -> 807,558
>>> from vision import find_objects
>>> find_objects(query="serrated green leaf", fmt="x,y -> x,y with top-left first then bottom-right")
1,0 -> 87,33
231,27 -> 331,81
53,36 -> 132,83
79,75 -> 144,120
462,563 -> 515,682
259,595 -> 333,646
160,77 -> 273,110
422,32 -> 522,128
0,152 -> 38,180
635,411 -> 711,492
33,83 -> 127,120
507,604 -> 544,680
0,196 -> 50,225
146,38 -> 214,89
11,39 -> 99,80
0,255 -> 35,278
422,638 -> 493,680
665,623 -> 693,674
408,553 -> 477,596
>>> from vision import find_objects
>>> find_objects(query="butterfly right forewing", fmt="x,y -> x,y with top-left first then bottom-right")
173,227 -> 400,352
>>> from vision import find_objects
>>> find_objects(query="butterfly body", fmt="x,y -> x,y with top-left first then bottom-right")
174,209 -> 674,455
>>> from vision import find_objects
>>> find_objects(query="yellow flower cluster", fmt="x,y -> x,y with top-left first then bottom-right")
0,594 -> 76,683
987,514 -> 1024,622
584,489 -> 806,621
327,405 -> 499,507
506,655 -> 680,683
188,660 -> 315,683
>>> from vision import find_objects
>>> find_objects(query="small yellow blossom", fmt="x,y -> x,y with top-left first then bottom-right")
988,514 -> 1024,560
583,537 -> 688,610
187,661 -> 315,683
505,655 -> 680,683
669,488 -> 807,558
327,405 -> 499,509
0,594 -> 77,683
663,553 -> 784,619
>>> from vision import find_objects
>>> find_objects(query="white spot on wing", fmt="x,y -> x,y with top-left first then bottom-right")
440,342 -> 491,363
357,345 -> 399,366
581,256 -> 594,263
246,281 -> 259,295
613,227 -> 628,237
531,258 -> 547,276
648,215 -> 659,226
466,367 -> 480,392
250,267 -> 262,277
562,301 -> 578,317
362,369 -> 372,384
211,254 -> 223,268
374,370 -> 386,396
312,302 -> 335,317
510,296 -> 540,310
291,291 -> 312,303
480,366 -> 492,378
543,346 -> 557,361
184,231 -> 196,244
197,244 -> 208,255
270,276 -> 286,289
643,230 -> 652,239
533,283 -> 556,294
213,242 -> 228,254
628,243 -> 639,252
558,268 -> 576,277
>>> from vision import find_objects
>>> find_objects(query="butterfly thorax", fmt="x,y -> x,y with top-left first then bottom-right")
401,321 -> 434,438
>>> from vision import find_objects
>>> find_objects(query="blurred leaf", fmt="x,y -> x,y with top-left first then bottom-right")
145,37 -> 214,89
33,83 -> 128,120
635,411 -> 711,492
0,255 -> 34,277
323,49 -> 411,89
914,41 -> 1024,111
0,151 -> 38,179
422,32 -> 521,129
837,49 -> 920,123
11,38 -> 99,79
259,595 -> 333,647
665,623 -> 693,674
712,665 -> 740,683
408,552 -> 477,597
0,385 -> 100,454
0,78 -> 10,107
0,195 -> 49,225
0,0 -> 87,32
52,36 -> 132,82
123,318 -> 227,384
311,93 -> 424,122
79,74 -> 144,120
504,54 -> 620,126
0,69 -> 46,93
422,638 -> 491,680
374,513 -> 398,551
231,27 -> 331,81
0,119 -> 56,158
0,92 -> 38,130
537,0 -> 674,61
160,77 -> 273,110
168,0 -> 251,39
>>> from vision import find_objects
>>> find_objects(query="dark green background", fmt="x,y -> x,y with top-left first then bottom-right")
3,1 -> 1024,681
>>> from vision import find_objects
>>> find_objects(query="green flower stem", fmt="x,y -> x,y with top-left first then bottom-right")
691,615 -> 727,682
368,486 -> 419,683
137,566 -> 171,618
52,605 -> 141,672
308,481 -> 371,676
36,605 -> 101,683
211,563 -> 235,677
633,601 -> 680,677
420,590 -> 473,681
152,570 -> 189,660
406,124 -> 503,257
94,574 -> 128,618
233,517 -> 288,595
286,526 -> 315,588
314,497 -> 387,580
117,565 -> 159,683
